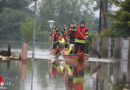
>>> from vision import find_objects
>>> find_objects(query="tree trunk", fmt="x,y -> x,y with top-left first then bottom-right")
98,0 -> 102,33
22,43 -> 28,60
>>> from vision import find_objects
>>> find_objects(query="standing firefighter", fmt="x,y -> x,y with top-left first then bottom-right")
50,27 -> 60,49
68,24 -> 77,54
74,21 -> 88,54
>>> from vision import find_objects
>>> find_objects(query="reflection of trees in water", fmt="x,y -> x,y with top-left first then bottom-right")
113,61 -> 122,81
1,59 -> 130,90
112,74 -> 130,90
112,61 -> 130,90
35,60 -> 51,88
95,63 -> 111,90
87,61 -> 130,90
21,60 -> 26,81
128,60 -> 130,83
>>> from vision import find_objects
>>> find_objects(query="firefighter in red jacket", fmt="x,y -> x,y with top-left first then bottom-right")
61,28 -> 68,48
74,21 -> 88,54
68,24 -> 77,54
50,27 -> 60,49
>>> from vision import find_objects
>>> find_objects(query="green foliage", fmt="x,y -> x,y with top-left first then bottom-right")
0,0 -> 32,41
0,8 -> 28,40
0,0 -> 30,11
86,32 -> 97,54
36,31 -> 50,42
87,32 -> 98,42
39,0 -> 97,32
108,0 -> 130,37
99,29 -> 113,38
0,0 -> 100,42
20,17 -> 34,43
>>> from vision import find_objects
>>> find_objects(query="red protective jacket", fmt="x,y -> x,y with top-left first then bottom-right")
69,27 -> 76,38
75,26 -> 88,39
50,31 -> 60,42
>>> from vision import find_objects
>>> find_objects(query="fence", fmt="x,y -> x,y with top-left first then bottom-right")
91,37 -> 130,60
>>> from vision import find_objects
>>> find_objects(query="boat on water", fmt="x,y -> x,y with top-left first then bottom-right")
62,54 -> 89,60
61,48 -> 89,60
49,48 -> 89,60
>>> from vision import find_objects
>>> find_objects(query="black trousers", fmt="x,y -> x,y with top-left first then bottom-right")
74,43 -> 86,54
53,42 -> 60,49
65,44 -> 68,48
69,37 -> 75,44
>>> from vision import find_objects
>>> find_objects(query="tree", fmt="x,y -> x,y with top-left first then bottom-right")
0,0 -> 30,12
108,0 -> 130,37
20,17 -> 34,43
0,0 -> 32,41
0,8 -> 28,40
39,0 -> 96,32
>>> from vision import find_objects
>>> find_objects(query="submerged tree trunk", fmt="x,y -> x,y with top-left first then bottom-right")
22,43 -> 28,60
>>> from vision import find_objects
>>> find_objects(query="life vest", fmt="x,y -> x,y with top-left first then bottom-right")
75,26 -> 88,39
50,31 -> 53,36
61,29 -> 67,36
54,33 -> 60,42
73,77 -> 84,90
69,27 -> 76,38
50,31 -> 60,42
61,34 -> 68,42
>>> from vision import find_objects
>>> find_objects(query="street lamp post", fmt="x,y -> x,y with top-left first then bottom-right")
32,0 -> 37,59
48,20 -> 55,48
31,0 -> 37,90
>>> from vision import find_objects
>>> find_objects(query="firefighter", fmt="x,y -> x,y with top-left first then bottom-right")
68,24 -> 77,54
50,27 -> 60,49
74,21 -> 88,54
60,27 -> 68,48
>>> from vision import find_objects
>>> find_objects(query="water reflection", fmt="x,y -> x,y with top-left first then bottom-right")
47,53 -> 94,90
0,59 -> 130,90
48,59 -> 87,90
112,61 -> 130,90
128,60 -> 130,83
21,60 -> 27,81
1,41 -> 130,89
7,61 -> 11,71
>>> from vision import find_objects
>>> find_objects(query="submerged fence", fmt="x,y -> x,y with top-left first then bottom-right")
91,37 -> 130,60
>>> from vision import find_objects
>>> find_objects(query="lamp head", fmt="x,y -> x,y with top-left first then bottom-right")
48,20 -> 55,29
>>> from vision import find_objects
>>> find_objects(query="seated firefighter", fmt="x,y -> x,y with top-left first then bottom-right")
60,27 -> 68,48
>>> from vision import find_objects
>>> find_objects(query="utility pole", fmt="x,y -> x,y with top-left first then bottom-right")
31,0 -> 37,90
32,0 -> 37,59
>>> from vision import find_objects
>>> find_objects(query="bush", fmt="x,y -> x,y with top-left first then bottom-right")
20,17 -> 34,43
99,28 -> 113,38
36,31 -> 50,42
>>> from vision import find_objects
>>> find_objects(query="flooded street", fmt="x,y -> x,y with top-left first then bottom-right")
0,41 -> 130,90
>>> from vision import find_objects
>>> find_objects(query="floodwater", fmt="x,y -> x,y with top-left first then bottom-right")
0,41 -> 130,90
